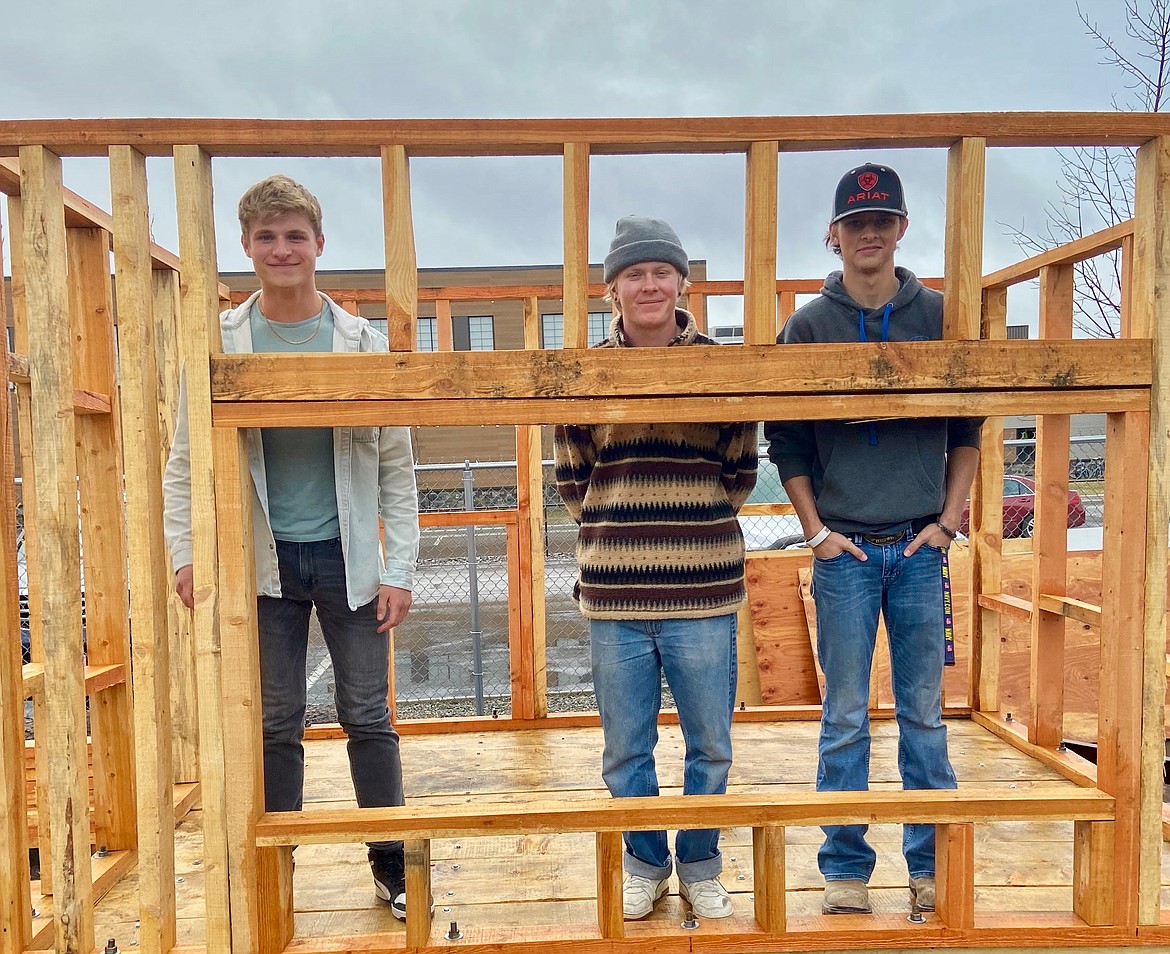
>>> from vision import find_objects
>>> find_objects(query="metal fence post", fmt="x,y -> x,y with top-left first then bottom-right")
463,460 -> 485,714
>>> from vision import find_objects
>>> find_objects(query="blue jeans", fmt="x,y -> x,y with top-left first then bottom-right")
259,538 -> 404,850
590,614 -> 737,883
812,534 -> 955,881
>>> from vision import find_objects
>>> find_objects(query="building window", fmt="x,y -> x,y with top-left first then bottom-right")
417,317 -> 437,352
589,311 -> 610,344
540,312 -> 611,349
542,313 -> 563,349
467,316 -> 494,351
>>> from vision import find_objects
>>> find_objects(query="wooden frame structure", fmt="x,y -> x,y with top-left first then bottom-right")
0,114 -> 1167,953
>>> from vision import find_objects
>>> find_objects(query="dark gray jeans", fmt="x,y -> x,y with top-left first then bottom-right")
259,537 -> 403,850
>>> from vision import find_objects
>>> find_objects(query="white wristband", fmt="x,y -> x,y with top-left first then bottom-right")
806,526 -> 831,548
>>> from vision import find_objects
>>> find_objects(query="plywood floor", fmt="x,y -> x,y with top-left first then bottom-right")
71,719 -> 1170,948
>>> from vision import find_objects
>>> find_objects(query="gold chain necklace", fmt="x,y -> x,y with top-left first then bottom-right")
263,306 -> 325,346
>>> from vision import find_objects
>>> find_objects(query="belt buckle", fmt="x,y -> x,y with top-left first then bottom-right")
863,532 -> 901,546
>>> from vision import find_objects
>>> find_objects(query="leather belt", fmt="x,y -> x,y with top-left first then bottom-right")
861,531 -> 905,546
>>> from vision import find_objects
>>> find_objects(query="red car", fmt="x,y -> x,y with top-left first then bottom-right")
960,475 -> 1086,539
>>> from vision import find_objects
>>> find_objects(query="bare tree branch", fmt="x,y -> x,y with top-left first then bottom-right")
1004,3 -> 1170,337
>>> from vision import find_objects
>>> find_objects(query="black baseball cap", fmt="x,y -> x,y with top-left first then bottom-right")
831,163 -> 908,224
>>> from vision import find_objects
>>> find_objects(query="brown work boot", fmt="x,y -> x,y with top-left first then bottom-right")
822,878 -> 871,914
909,874 -> 936,912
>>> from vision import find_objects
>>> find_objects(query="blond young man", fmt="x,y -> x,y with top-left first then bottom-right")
163,175 -> 425,917
555,216 -> 758,921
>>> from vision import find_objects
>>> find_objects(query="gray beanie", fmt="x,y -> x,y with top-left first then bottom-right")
603,215 -> 689,283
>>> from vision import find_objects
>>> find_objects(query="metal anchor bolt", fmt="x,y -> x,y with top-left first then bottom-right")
681,914 -> 700,929
104,939 -> 120,954
908,898 -> 925,923
445,920 -> 463,940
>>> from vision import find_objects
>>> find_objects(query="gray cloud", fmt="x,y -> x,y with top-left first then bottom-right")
0,0 -> 1138,332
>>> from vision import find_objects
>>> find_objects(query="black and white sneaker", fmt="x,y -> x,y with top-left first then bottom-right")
368,847 -> 435,921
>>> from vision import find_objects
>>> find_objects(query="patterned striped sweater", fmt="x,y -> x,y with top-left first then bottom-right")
553,311 -> 758,620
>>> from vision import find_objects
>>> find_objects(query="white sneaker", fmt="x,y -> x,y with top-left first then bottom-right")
679,877 -> 733,919
622,873 -> 668,919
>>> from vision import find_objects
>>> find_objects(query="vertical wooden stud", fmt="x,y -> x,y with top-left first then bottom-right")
0,186 -> 32,954
935,823 -> 976,929
752,825 -> 785,933
518,299 -> 549,718
504,522 -> 533,719
215,424 -> 287,952
688,291 -> 706,333
435,298 -> 454,352
744,141 -> 779,346
943,137 -> 986,341
1098,411 -> 1148,928
152,267 -> 200,784
173,143 -> 232,954
110,145 -> 178,954
9,193 -> 54,897
1028,264 -> 1073,748
21,142 -> 95,954
1119,235 -> 1134,338
404,838 -> 432,948
382,144 -> 417,354
1133,135 -> 1170,925
595,830 -> 624,939
970,287 -> 1006,712
67,225 -> 137,856
1073,819 -> 1116,926
778,289 -> 797,335
563,142 -> 590,350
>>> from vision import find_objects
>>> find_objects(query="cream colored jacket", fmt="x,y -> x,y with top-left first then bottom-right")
163,291 -> 419,608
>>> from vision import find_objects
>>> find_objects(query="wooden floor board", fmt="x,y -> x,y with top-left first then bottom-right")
72,719 -> 1170,947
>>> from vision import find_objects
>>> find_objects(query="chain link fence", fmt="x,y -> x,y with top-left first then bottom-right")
8,425 -> 1111,722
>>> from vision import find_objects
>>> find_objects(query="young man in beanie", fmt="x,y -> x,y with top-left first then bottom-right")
765,165 -> 981,915
554,216 -> 758,920
163,175 -> 427,918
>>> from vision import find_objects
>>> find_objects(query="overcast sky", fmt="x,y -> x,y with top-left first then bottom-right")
0,0 -> 1143,328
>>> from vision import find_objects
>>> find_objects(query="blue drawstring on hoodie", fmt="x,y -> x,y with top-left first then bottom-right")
858,302 -> 893,446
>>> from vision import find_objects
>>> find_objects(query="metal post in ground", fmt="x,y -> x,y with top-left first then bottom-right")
463,460 -> 485,714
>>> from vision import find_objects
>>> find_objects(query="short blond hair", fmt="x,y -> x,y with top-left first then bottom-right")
237,175 -> 323,237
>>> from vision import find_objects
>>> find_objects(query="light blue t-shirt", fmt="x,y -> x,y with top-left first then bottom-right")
250,301 -> 341,542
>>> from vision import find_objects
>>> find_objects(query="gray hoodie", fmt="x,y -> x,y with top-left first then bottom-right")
764,267 -> 981,535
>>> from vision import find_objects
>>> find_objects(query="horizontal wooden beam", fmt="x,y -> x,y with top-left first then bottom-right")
739,502 -> 797,517
419,509 -> 518,528
215,388 -> 1147,428
983,219 -> 1135,290
211,339 -> 1149,402
1037,593 -> 1103,626
977,592 -> 1035,621
72,389 -> 111,415
970,710 -> 1099,788
247,276 -> 946,309
6,352 -> 29,382
2,114 -> 1168,157
255,787 -> 1114,845
22,663 -> 126,696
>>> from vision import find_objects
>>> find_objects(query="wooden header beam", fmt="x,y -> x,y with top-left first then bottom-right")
210,339 -> 1149,402
255,787 -> 1116,846
1,113 -> 1169,156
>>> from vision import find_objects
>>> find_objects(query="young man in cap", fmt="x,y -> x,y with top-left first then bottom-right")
765,165 -> 981,915
163,175 -> 427,918
554,216 -> 758,921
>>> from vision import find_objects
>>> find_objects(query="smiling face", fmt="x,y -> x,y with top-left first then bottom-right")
613,261 -> 685,347
829,211 -> 908,278
241,212 -> 324,293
